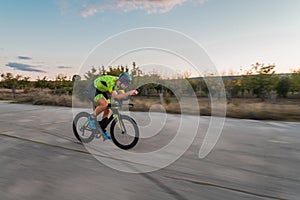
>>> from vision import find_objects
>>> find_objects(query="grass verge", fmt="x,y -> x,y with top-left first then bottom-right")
1,89 -> 299,121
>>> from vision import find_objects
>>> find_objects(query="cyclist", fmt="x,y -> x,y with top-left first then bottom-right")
88,72 -> 138,139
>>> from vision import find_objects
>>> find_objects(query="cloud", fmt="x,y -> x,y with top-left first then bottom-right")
6,62 -> 46,73
18,56 -> 32,60
79,0 -> 207,17
57,66 -> 72,69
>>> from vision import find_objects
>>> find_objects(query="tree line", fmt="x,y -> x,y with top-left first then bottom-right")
223,63 -> 300,100
1,62 -> 300,101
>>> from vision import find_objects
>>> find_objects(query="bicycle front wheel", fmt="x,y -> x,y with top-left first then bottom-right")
110,115 -> 139,150
73,112 -> 95,143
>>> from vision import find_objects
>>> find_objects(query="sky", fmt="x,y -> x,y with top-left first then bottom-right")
1,0 -> 300,80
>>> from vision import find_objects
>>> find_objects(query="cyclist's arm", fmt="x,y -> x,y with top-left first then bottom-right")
111,90 -> 138,99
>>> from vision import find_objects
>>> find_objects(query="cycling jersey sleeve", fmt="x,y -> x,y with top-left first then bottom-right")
94,75 -> 117,93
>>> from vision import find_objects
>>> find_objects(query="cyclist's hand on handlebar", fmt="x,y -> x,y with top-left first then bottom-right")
128,90 -> 138,96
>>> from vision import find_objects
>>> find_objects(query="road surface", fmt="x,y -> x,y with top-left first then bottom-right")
0,101 -> 300,200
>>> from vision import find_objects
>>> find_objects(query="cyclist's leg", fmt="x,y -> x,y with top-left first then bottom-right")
87,93 -> 107,130
89,92 -> 111,139
94,94 -> 108,116
99,108 -> 110,132
94,95 -> 112,139
102,108 -> 110,118
102,92 -> 111,119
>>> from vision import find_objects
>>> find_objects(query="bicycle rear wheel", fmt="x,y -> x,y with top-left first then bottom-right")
73,112 -> 95,143
110,115 -> 139,150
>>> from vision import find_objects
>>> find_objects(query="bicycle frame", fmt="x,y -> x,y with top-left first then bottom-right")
106,104 -> 129,134
81,102 -> 133,134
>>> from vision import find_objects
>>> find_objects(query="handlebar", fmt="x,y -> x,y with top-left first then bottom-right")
105,90 -> 140,108
108,103 -> 134,109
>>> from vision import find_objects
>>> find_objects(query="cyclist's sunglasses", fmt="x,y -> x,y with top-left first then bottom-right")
121,80 -> 130,86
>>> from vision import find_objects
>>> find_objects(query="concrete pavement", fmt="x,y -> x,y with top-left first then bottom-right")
1,101 -> 300,200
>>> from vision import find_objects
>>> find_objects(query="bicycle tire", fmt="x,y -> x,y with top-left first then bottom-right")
110,115 -> 139,150
73,112 -> 95,143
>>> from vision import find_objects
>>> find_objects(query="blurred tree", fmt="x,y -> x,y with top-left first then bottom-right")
1,73 -> 22,98
198,78 -> 208,96
179,71 -> 191,79
290,69 -> 300,95
99,65 -> 106,75
276,76 -> 291,98
19,76 -> 31,90
84,66 -> 99,80
35,76 -> 48,91
131,62 -> 142,77
188,80 -> 198,94
49,74 -> 72,95
241,63 -> 277,101
204,76 -> 226,100
107,65 -> 128,76
223,76 -> 242,99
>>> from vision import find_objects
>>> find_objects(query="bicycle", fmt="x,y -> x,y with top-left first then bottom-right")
72,99 -> 139,150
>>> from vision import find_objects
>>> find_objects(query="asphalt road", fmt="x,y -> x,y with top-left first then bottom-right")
0,101 -> 300,200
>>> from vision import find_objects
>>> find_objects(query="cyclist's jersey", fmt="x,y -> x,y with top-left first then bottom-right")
94,75 -> 117,93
